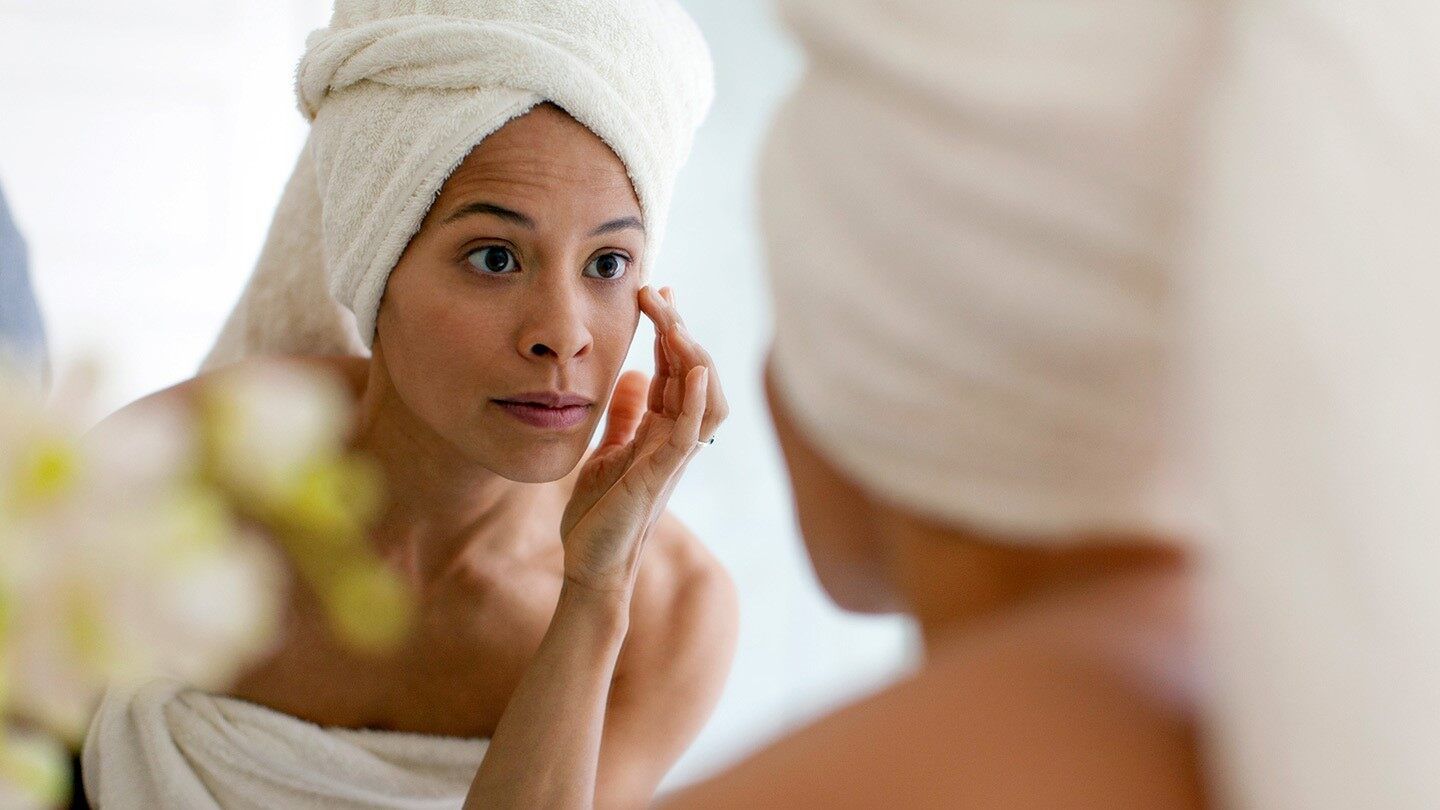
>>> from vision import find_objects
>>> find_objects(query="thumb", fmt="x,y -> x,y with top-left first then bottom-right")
598,370 -> 649,450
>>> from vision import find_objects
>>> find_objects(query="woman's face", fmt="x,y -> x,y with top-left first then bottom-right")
764,358 -> 902,613
373,104 -> 645,483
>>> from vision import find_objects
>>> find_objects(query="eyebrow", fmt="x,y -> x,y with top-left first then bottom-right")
588,216 -> 645,237
441,201 -> 645,238
442,201 -> 535,228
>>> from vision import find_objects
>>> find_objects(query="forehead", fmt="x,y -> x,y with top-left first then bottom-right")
432,104 -> 640,217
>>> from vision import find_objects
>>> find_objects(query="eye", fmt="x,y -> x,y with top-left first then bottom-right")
467,246 -> 519,275
584,252 -> 629,280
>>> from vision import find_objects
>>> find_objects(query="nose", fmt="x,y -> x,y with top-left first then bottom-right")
516,272 -> 593,364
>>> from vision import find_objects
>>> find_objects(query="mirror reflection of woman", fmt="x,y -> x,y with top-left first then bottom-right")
81,4 -> 737,808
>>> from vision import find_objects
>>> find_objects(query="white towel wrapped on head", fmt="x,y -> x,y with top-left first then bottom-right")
204,0 -> 713,367
764,0 -> 1209,541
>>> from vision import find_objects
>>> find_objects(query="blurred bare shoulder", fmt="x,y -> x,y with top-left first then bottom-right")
661,567 -> 1201,810
92,355 -> 368,430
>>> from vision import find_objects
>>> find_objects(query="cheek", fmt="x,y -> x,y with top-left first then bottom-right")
589,288 -> 641,363
378,261 -> 511,413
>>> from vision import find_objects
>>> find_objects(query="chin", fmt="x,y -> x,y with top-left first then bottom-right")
807,546 -> 904,614
483,442 -> 587,484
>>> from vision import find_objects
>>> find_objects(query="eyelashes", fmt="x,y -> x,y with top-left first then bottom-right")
583,253 -> 629,280
467,245 -> 518,275
463,245 -> 632,281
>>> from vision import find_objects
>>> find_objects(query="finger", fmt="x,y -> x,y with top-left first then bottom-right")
651,287 -> 723,432
661,320 -> 728,440
598,367 -> 707,540
639,287 -> 670,413
640,285 -> 676,332
665,367 -> 705,461
599,370 -> 649,450
651,365 -> 709,475
649,317 -> 668,413
654,288 -> 690,417
662,333 -> 684,416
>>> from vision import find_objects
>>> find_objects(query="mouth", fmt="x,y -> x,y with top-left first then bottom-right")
492,392 -> 594,431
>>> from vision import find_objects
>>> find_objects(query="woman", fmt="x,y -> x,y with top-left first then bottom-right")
82,3 -> 736,807
674,1 -> 1440,807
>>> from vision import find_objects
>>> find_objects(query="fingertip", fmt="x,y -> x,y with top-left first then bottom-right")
687,365 -> 709,399
616,368 -> 649,393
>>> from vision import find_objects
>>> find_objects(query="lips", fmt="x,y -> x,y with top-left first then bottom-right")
493,392 -> 594,430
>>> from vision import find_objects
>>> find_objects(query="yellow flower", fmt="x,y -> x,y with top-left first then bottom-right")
9,438 -> 79,513
0,729 -> 69,809
323,561 -> 414,653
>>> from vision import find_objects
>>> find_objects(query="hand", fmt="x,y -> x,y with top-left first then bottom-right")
559,286 -> 729,597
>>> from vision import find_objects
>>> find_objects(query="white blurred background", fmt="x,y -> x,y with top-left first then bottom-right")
0,0 -> 913,788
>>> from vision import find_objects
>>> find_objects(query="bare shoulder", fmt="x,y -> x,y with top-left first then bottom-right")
627,513 -> 743,651
595,512 -> 739,805
624,510 -> 738,663
92,355 -> 367,429
662,568 -> 1201,810
606,510 -> 737,716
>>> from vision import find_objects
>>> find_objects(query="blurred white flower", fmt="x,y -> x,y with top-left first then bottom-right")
0,358 -> 403,779
0,370 -> 286,742
202,363 -> 352,505
3,485 -> 283,741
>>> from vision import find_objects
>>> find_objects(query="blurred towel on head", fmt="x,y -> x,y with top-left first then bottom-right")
764,0 -> 1210,539
762,1 -> 1440,807
203,0 -> 713,367
83,679 -> 488,809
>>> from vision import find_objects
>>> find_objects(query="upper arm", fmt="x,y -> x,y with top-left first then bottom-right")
596,513 -> 739,809
658,627 -> 1202,810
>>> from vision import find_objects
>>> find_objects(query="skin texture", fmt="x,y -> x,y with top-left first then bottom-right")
657,363 -> 1203,809
101,104 -> 737,809
370,103 -> 646,484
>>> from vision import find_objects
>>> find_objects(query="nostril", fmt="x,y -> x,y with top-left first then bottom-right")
530,343 -> 552,357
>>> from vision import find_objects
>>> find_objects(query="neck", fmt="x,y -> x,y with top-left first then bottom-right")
350,353 -> 548,587
878,507 -> 1186,654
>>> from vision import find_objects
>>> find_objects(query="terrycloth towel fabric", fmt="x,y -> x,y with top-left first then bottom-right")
763,1 -> 1440,808
204,0 -> 713,368
82,679 -> 489,809
763,0 -> 1210,540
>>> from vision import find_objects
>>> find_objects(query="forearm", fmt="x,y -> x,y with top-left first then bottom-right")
463,582 -> 630,810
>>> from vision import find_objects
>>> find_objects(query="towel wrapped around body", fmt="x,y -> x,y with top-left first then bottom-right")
82,679 -> 488,809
